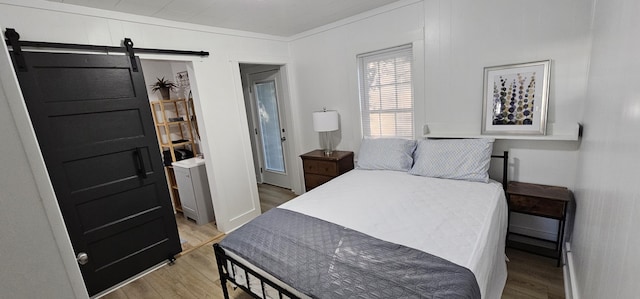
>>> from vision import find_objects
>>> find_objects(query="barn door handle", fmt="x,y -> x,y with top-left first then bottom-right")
133,148 -> 147,179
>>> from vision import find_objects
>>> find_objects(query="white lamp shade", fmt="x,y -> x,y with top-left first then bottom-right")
312,110 -> 339,132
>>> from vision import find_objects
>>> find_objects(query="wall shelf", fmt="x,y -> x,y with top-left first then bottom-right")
423,123 -> 582,141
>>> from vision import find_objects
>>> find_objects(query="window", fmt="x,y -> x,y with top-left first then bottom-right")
357,44 -> 414,138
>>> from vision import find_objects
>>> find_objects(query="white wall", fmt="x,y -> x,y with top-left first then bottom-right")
423,0 -> 591,190
289,0 -> 425,154
0,49 -> 79,299
289,0 -> 592,240
0,0 -> 291,296
571,0 -> 640,297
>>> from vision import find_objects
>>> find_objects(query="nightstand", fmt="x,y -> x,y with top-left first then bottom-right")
506,181 -> 573,266
300,150 -> 354,191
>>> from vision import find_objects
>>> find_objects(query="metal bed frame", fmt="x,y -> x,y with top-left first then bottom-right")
213,151 -> 509,299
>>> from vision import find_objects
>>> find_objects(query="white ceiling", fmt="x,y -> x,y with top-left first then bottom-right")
46,0 -> 401,37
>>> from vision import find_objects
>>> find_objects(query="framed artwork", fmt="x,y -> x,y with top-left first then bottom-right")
482,60 -> 550,135
175,71 -> 190,99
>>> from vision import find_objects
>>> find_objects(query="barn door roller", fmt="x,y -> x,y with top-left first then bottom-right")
123,38 -> 138,72
4,28 -> 26,71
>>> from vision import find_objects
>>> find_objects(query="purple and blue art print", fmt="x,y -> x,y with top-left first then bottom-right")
492,72 -> 536,125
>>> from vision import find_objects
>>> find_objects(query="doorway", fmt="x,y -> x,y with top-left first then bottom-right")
140,59 -> 223,254
240,64 -> 292,190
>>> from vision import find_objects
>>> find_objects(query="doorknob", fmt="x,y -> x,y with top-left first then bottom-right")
281,136 -> 286,142
76,252 -> 89,265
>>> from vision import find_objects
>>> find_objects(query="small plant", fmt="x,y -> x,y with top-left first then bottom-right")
150,77 -> 177,100
150,77 -> 177,92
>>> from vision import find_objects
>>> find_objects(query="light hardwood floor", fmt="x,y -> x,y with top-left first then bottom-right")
103,184 -> 564,298
174,184 -> 295,255
175,213 -> 224,256
258,183 -> 297,212
502,248 -> 565,298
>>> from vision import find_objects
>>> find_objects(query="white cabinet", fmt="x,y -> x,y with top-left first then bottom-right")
172,158 -> 215,225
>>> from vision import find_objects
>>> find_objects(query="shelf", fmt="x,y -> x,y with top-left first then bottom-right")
423,123 -> 581,141
156,121 -> 188,126
150,98 -> 190,104
160,141 -> 193,147
150,98 -> 198,215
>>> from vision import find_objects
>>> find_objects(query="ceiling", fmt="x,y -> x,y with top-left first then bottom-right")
46,0 -> 402,37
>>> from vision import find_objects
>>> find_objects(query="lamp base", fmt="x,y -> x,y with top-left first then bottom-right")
322,131 -> 334,156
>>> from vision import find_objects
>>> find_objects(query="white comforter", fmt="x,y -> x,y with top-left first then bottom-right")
280,169 -> 508,299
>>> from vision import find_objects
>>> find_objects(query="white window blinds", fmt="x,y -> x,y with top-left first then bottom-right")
357,44 -> 414,138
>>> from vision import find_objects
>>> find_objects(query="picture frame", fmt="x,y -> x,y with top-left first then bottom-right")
481,60 -> 550,135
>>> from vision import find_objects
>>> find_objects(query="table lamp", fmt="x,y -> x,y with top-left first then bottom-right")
312,109 -> 339,156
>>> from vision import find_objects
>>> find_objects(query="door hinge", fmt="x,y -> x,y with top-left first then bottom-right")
260,167 -> 263,173
254,128 -> 258,135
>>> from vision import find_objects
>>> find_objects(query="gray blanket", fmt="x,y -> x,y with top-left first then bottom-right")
220,208 -> 480,299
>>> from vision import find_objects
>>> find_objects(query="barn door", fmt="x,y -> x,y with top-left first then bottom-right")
9,51 -> 181,296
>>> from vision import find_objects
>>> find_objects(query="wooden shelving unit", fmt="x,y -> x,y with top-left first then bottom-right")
149,98 -> 198,212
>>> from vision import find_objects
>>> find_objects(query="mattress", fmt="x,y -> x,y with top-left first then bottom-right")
278,169 -> 508,299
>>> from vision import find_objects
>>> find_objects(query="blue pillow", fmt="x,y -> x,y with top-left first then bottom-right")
409,138 -> 495,183
357,138 -> 417,171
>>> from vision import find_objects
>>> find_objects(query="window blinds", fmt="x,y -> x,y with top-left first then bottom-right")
357,44 -> 414,138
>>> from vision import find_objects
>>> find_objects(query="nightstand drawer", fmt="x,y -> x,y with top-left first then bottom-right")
304,174 -> 333,191
300,150 -> 354,192
303,160 -> 338,176
509,194 -> 565,218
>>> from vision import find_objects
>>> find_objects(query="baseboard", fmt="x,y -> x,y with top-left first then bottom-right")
563,242 -> 579,299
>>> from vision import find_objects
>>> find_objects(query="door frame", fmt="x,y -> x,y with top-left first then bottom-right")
0,40 -> 212,297
235,56 -> 304,195
241,65 -> 292,189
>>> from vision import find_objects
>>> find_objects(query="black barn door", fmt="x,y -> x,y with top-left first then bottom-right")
10,51 -> 181,296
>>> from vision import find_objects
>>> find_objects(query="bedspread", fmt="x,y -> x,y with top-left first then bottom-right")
220,208 -> 480,299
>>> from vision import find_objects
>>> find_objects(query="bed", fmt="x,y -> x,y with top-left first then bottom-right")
214,138 -> 509,299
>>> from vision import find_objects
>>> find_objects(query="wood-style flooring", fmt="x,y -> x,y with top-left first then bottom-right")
175,183 -> 295,256
102,184 -> 564,299
502,248 -> 565,298
175,213 -> 223,256
258,183 -> 297,212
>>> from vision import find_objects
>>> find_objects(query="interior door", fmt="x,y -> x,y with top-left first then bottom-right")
9,51 -> 181,296
248,69 -> 290,189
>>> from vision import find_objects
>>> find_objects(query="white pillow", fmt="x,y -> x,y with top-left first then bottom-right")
409,138 -> 495,183
357,138 -> 417,171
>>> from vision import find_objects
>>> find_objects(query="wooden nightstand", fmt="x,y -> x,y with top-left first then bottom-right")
300,150 -> 354,191
506,181 -> 573,266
